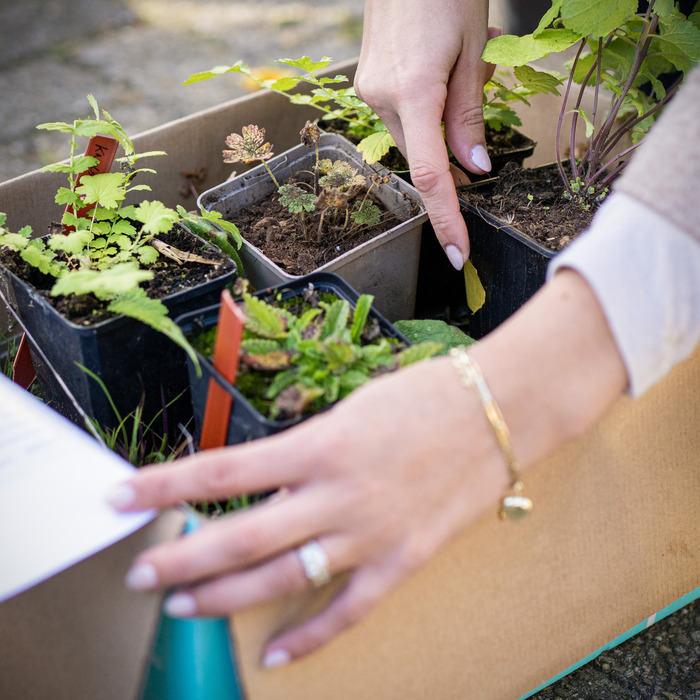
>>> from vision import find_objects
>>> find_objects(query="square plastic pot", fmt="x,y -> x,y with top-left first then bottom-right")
197,133 -> 428,322
0,230 -> 237,431
176,271 -> 410,446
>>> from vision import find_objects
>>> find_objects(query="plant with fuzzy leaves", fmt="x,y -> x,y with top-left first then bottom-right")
222,124 -> 385,241
217,284 -> 442,420
0,96 -> 243,366
483,0 -> 700,207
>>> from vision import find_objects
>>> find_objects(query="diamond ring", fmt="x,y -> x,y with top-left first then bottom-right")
297,539 -> 331,587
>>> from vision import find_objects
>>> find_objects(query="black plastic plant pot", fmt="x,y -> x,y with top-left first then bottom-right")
457,176 -> 556,338
176,271 -> 410,447
0,234 -> 237,433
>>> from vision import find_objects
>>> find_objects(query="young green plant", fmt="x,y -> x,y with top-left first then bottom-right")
0,96 -> 243,367
483,0 -> 700,207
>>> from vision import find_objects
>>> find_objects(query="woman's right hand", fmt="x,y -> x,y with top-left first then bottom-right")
355,0 -> 496,269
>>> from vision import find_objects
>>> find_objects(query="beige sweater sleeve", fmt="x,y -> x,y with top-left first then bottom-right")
614,64 -> 700,240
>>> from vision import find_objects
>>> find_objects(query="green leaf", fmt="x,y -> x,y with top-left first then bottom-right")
577,108 -> 595,137
321,299 -> 350,339
394,319 -> 475,356
55,187 -> 82,207
108,288 -> 199,371
560,0 -> 638,38
396,342 -> 443,367
131,200 -> 179,235
276,56 -> 333,73
243,294 -> 289,339
482,28 -> 582,66
48,229 -> 93,255
268,76 -> 302,91
657,12 -> 700,71
21,245 -> 62,276
350,294 -> 373,343
321,340 -> 357,371
356,131 -> 396,164
278,184 -> 316,213
512,65 -> 562,95
183,61 -> 251,85
533,0 -> 563,37
137,245 -> 159,265
75,173 -> 126,208
464,259 -> 486,314
51,262 -> 153,299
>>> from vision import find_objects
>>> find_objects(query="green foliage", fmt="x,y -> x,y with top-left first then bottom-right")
350,200 -> 381,227
483,0 -> 700,206
278,184 -> 316,213
0,96 -> 242,368
212,287 -> 442,420
394,320 -> 476,356
318,159 -> 366,189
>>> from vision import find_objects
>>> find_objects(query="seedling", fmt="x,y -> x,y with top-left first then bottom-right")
221,123 -> 386,242
484,0 -> 700,207
0,96 -> 243,366
192,282 -> 442,420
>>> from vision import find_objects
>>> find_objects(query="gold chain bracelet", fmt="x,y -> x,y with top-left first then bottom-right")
449,347 -> 533,520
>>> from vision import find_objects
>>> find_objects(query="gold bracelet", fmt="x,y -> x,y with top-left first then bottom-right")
449,347 -> 533,520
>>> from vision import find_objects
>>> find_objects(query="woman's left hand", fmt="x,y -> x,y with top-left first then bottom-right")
108,354 -> 510,667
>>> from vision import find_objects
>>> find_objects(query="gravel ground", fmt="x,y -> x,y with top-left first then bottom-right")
0,1 -> 698,697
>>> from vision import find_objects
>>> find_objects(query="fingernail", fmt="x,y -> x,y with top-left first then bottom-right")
263,648 -> 291,669
106,483 -> 136,510
470,144 -> 492,173
445,244 -> 466,271
125,562 -> 158,590
164,592 -> 197,618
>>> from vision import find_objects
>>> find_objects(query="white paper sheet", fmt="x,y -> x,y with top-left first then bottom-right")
0,375 -> 156,603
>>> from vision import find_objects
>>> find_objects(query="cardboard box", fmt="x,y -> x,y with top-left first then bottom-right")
1,59 -> 698,699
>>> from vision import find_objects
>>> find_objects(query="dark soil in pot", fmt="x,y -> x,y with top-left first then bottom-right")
233,174 -> 405,276
458,161 -> 598,252
0,224 -> 235,324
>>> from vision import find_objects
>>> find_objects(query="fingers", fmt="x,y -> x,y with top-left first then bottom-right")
399,101 -> 471,265
107,419 -> 325,512
124,489 -> 336,590
261,563 -> 402,667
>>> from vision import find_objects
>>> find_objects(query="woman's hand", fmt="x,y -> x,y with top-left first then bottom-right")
355,0 -> 495,268
110,270 -> 627,667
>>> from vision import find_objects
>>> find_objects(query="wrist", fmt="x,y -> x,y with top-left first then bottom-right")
468,269 -> 627,471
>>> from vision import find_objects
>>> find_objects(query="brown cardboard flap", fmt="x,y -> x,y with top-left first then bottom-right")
0,510 -> 184,700
231,347 -> 700,700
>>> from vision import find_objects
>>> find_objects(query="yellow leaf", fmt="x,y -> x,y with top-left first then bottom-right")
464,259 -> 486,313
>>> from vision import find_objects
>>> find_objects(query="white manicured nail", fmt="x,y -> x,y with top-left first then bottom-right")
106,483 -> 136,510
164,592 -> 197,617
445,244 -> 466,271
470,144 -> 492,173
125,563 -> 158,590
263,648 -> 291,669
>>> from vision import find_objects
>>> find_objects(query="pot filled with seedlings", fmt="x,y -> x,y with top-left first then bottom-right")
176,272 -> 442,447
198,123 -> 427,321
455,0 -> 700,337
0,96 -> 240,430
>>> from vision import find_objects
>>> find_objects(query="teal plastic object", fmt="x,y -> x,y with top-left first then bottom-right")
139,514 -> 244,700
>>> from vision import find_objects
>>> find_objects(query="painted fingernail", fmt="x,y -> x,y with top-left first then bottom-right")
445,244 -> 466,271
263,648 -> 291,669
106,483 -> 136,510
125,562 -> 158,590
470,144 -> 492,173
164,592 -> 197,618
